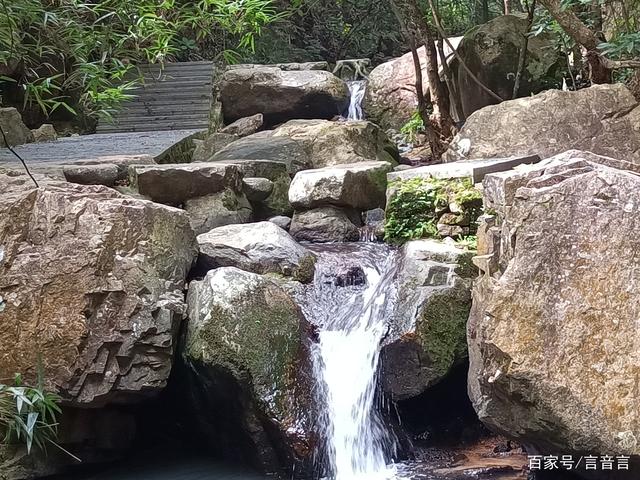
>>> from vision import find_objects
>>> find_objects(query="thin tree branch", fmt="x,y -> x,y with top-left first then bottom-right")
600,57 -> 640,69
512,0 -> 536,98
0,125 -> 39,188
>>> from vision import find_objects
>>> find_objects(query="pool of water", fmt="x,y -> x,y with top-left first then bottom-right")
49,456 -> 268,480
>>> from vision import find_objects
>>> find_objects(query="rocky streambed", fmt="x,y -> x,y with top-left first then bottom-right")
2,55 -> 640,480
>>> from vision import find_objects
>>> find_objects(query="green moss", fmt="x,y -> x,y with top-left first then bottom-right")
293,254 -> 316,284
417,282 -> 472,379
260,174 -> 293,217
186,283 -> 302,415
221,188 -> 239,210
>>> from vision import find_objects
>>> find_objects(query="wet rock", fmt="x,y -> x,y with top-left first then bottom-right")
444,84 -> 640,164
197,221 -> 316,281
382,240 -> 476,401
192,132 -> 239,162
220,113 -> 264,137
63,164 -> 119,186
0,107 -> 33,147
220,67 -> 349,127
184,189 -> 253,235
268,215 -> 292,230
0,175 -> 197,406
452,15 -> 562,118
129,162 -> 243,206
333,266 -> 366,287
290,207 -> 361,243
289,161 -> 393,211
184,267 -> 314,474
243,177 -> 274,202
31,123 -> 57,143
272,119 -> 399,168
468,152 -> 640,460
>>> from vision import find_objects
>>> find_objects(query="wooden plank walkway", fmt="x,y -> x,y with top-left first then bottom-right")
0,130 -> 201,170
96,61 -> 215,134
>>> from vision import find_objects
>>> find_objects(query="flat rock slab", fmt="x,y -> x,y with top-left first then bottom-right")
130,162 -> 243,206
289,161 -> 392,210
388,155 -> 541,184
197,221 -> 316,281
0,130 -> 201,174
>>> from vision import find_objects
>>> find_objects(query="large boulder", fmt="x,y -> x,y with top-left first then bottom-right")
212,132 -> 310,174
290,207 -> 361,243
444,84 -> 640,164
129,162 -> 243,206
0,175 -> 197,406
289,161 -> 393,211
364,40 -> 462,130
197,221 -> 316,282
220,67 -> 349,127
272,119 -> 399,168
381,240 -> 475,401
451,15 -> 562,118
184,267 -> 314,474
192,132 -> 239,162
468,152 -> 640,460
0,107 -> 34,147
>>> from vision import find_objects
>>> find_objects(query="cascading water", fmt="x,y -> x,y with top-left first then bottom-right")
296,244 -> 398,480
345,80 -> 367,121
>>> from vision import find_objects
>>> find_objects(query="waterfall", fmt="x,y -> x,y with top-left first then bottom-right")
346,81 -> 367,121
297,244 -> 398,480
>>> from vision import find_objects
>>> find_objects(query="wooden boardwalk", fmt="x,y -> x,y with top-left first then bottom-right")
96,61 -> 215,134
0,130 -> 201,171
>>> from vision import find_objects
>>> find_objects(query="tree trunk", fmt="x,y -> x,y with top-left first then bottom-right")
538,0 -> 613,83
512,0 -> 537,98
389,0 -> 456,157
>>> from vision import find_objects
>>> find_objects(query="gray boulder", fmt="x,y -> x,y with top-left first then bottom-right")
290,207 -> 361,243
197,221 -> 316,282
289,161 -> 392,210
220,67 -> 349,126
0,175 -> 197,406
243,177 -> 274,202
272,119 -> 399,168
184,267 -> 314,474
31,124 -> 58,143
469,152 -> 640,460
63,164 -> 119,187
381,240 -> 475,401
220,113 -> 264,137
269,215 -> 292,231
213,132 -> 310,174
452,15 -> 562,118
192,132 -> 239,162
0,107 -> 33,147
184,189 -> 253,235
129,162 -> 243,206
445,84 -> 640,164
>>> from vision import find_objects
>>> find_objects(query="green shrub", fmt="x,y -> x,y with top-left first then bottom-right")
384,176 -> 483,244
0,374 -> 62,456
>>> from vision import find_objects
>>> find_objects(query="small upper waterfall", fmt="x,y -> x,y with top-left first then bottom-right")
296,244 -> 398,480
345,80 -> 367,121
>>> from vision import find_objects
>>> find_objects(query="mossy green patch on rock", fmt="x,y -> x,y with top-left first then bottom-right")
385,176 -> 483,243
416,278 -> 472,380
293,254 -> 317,284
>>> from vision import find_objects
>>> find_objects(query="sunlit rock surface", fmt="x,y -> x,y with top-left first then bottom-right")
0,175 -> 197,406
469,152 -> 640,459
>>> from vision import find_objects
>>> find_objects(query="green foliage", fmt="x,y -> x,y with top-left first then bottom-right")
384,177 -> 482,244
0,0 -> 283,122
0,374 -> 61,455
456,235 -> 478,251
400,111 -> 425,144
599,32 -> 640,59
246,0 -> 404,64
